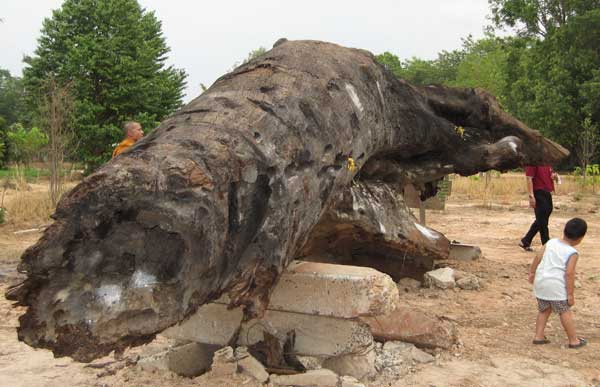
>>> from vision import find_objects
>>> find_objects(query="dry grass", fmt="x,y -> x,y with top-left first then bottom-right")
1,181 -> 76,226
450,172 -> 596,207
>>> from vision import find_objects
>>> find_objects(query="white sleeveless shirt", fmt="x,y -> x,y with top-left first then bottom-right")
534,238 -> 578,300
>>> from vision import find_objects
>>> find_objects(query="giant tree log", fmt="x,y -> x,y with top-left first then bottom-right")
6,39 -> 568,362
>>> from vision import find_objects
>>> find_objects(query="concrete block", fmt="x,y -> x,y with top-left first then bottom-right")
239,310 -> 373,358
267,261 -> 398,318
168,342 -> 218,377
214,261 -> 398,318
271,369 -> 339,386
163,303 -> 243,345
424,267 -> 455,289
449,243 -> 482,261
322,344 -> 375,380
361,305 -> 457,349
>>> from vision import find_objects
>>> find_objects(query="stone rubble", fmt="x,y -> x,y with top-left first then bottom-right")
424,267 -> 456,289
270,369 -> 339,386
146,261 -> 461,383
210,346 -> 237,377
235,346 -> 269,383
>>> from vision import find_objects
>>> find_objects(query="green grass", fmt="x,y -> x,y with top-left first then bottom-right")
0,166 -> 51,182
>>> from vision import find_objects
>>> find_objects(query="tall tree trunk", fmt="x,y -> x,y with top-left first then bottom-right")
6,39 -> 568,362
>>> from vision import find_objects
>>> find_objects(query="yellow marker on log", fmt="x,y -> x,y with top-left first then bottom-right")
347,157 -> 356,172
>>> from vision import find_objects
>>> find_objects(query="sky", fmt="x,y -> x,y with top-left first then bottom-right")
1,0 -> 492,103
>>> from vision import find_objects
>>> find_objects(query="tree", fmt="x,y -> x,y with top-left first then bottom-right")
0,69 -> 26,126
499,9 -> 600,157
40,78 -> 74,206
577,117 -> 598,183
489,0 -> 600,37
449,36 -> 509,102
22,0 -> 187,171
7,40 -> 568,362
6,124 -> 47,166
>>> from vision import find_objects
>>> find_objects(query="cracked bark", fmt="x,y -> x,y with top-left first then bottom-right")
6,39 -> 568,362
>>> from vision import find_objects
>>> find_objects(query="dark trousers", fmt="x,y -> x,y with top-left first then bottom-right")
522,190 -> 553,246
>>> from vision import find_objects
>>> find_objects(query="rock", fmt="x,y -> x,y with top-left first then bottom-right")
456,275 -> 480,290
270,369 -> 339,386
137,350 -> 170,373
340,375 -> 366,387
361,304 -> 457,349
408,346 -> 434,364
322,344 -> 376,380
136,342 -> 218,377
374,341 -> 409,378
235,347 -> 269,383
210,346 -> 237,376
296,355 -> 323,370
397,277 -> 422,290
424,267 -> 455,289
163,303 -> 243,345
449,243 -> 482,261
239,310 -> 373,357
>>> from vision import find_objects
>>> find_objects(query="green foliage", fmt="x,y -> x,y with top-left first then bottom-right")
499,9 -> 600,154
22,0 -> 187,171
489,0 -> 600,37
376,35 -> 508,100
6,124 -> 48,165
0,69 -> 26,126
0,207 -> 5,224
378,3 -> 600,164
572,164 -> 600,189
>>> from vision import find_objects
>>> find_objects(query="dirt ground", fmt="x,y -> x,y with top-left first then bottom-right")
1,189 -> 599,387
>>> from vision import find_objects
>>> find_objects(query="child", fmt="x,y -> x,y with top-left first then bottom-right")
528,217 -> 587,348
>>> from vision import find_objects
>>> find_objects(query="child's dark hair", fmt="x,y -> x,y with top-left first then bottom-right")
564,218 -> 587,240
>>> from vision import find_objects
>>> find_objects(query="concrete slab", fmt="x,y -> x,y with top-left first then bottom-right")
239,310 -> 373,358
163,303 -> 243,345
268,261 -> 398,318
214,261 -> 398,318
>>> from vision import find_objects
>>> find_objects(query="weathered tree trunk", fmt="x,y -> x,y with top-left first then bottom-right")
6,39 -> 568,362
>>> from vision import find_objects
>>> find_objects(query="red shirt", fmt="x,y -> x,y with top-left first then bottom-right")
525,166 -> 554,192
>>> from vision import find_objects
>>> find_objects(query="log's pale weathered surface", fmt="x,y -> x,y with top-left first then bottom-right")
6,39 -> 568,361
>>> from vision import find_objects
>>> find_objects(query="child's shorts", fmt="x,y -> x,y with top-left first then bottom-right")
537,298 -> 570,314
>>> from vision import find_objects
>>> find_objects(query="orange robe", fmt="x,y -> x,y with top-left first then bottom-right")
112,138 -> 135,158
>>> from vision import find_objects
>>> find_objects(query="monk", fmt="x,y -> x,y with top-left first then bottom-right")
112,121 -> 144,158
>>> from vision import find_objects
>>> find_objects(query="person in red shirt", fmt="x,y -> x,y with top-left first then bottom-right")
519,165 -> 560,251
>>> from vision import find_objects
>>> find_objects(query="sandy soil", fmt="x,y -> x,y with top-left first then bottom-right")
1,190 -> 599,387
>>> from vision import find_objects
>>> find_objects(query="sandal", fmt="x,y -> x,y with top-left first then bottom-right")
532,336 -> 551,345
568,338 -> 587,349
519,242 -> 533,252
